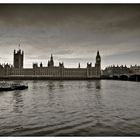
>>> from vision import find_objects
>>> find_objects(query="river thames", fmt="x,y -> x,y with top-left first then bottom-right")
0,80 -> 140,136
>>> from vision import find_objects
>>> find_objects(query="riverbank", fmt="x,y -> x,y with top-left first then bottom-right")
0,75 -> 139,82
101,75 -> 140,82
0,76 -> 100,80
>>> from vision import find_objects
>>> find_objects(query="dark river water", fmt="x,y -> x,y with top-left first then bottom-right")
0,80 -> 140,136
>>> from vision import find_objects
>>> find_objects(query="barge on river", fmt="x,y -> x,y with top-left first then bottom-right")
0,82 -> 28,91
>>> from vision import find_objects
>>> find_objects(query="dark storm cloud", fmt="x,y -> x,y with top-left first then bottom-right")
0,4 -> 140,28
0,4 -> 140,68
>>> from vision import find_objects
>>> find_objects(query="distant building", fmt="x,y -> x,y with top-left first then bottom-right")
103,65 -> 130,76
130,65 -> 140,74
0,49 -> 101,79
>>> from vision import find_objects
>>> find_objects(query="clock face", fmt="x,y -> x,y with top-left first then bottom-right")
97,58 -> 100,61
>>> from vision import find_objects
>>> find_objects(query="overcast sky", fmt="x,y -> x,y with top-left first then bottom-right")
0,4 -> 140,69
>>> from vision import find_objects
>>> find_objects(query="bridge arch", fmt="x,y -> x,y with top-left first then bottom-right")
129,74 -> 140,81
113,75 -> 119,80
120,75 -> 129,80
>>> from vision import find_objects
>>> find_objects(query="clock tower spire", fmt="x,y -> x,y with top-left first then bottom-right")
96,50 -> 101,64
95,50 -> 101,77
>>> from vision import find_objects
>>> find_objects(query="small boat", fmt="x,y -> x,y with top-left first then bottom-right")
0,82 -> 28,91
11,83 -> 28,90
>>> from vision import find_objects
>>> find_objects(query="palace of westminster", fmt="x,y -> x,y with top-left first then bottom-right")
0,48 -> 140,79
0,49 -> 101,79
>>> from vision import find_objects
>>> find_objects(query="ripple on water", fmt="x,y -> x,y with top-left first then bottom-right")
0,80 -> 140,136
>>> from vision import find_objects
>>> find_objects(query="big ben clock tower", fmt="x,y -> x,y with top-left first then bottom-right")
95,50 -> 101,77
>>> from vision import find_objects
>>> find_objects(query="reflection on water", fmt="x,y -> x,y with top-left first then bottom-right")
58,81 -> 64,89
47,81 -> 55,91
12,91 -> 24,114
95,81 -> 102,104
0,80 -> 140,136
95,80 -> 101,90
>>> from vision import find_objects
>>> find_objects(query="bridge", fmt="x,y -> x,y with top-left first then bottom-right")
109,73 -> 140,81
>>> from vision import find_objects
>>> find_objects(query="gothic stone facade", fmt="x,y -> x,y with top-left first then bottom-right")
130,65 -> 140,74
102,65 -> 131,76
0,50 -> 101,79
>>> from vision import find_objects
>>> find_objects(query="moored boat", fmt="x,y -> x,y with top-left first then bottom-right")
0,82 -> 28,91
11,83 -> 28,90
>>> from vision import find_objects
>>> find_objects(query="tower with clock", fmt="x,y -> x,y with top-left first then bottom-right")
95,50 -> 101,77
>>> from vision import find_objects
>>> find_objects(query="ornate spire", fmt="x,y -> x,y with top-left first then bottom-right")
97,50 -> 100,57
78,63 -> 80,68
51,54 -> 53,60
18,43 -> 21,51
